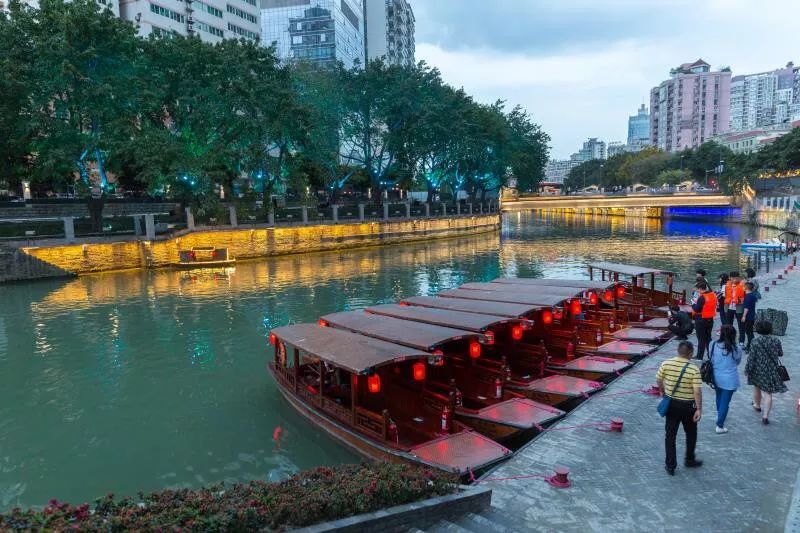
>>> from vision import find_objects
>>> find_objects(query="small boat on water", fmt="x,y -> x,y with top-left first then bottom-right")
175,247 -> 236,269
740,239 -> 786,252
269,323 -> 512,475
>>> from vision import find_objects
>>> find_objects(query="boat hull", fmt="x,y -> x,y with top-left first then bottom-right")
173,259 -> 236,269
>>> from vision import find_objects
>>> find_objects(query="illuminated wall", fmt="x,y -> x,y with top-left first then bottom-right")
18,215 -> 500,278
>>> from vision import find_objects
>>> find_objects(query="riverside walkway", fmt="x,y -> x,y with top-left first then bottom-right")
430,257 -> 800,533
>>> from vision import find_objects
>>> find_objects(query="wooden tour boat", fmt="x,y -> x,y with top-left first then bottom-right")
588,262 -> 686,321
269,323 -> 512,475
319,310 -> 565,443
176,247 -> 236,269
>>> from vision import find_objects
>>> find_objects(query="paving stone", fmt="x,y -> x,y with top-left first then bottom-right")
476,258 -> 800,533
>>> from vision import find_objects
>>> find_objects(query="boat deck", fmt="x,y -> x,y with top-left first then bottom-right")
611,327 -> 670,343
596,340 -> 656,357
656,304 -> 692,313
548,356 -> 631,374
460,398 -> 564,428
643,317 -> 670,329
513,374 -> 604,397
409,430 -> 511,473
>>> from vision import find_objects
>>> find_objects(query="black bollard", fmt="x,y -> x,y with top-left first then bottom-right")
747,255 -> 752,270
766,254 -> 770,273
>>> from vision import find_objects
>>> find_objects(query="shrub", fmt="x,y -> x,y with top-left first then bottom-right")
0,463 -> 459,531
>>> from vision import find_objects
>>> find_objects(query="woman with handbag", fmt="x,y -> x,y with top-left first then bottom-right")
709,325 -> 742,434
745,320 -> 788,425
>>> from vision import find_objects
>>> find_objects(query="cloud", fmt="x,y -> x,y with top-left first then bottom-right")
414,0 -> 800,158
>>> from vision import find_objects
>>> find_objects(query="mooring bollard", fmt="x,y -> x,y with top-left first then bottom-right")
546,467 -> 571,489
746,255 -> 752,269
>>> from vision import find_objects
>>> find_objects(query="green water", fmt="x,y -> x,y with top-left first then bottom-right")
0,212 -> 774,509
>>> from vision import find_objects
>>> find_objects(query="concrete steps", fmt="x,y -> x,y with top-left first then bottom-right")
421,509 -> 519,533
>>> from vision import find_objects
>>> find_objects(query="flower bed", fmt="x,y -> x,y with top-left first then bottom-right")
0,463 -> 459,531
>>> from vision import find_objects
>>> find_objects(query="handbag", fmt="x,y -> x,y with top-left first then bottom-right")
700,342 -> 716,389
777,357 -> 790,382
657,361 -> 691,417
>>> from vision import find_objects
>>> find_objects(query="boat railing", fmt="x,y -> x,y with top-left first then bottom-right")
273,363 -> 296,390
354,406 -> 386,439
296,381 -> 322,408
320,396 -> 353,426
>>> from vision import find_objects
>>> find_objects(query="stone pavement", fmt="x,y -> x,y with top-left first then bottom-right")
442,258 -> 800,533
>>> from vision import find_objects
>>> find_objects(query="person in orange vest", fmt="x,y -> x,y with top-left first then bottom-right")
691,282 -> 717,360
724,271 -> 745,342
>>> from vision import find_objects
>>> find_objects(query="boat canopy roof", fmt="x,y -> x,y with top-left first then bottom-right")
438,288 -> 571,306
589,262 -> 675,276
366,304 -> 526,333
459,282 -> 584,297
401,296 -> 541,318
271,323 -> 429,374
321,310 -> 482,351
491,278 -> 615,290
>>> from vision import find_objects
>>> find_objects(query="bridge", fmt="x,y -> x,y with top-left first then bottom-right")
501,192 -> 737,211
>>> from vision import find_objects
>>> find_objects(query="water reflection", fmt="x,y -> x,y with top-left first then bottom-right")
0,212 -> 770,509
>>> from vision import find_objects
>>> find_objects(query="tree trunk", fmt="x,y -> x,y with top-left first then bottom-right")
87,196 -> 105,233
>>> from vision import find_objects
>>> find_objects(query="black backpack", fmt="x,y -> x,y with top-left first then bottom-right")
700,341 -> 716,389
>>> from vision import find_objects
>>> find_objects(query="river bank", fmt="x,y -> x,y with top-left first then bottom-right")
0,214 -> 500,283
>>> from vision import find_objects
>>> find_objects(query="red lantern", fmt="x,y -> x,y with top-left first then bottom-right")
603,290 -> 614,303
469,341 -> 481,359
511,325 -> 524,341
318,319 -> 328,327
616,286 -> 626,298
412,361 -> 426,381
541,310 -> 553,325
589,291 -> 599,306
570,299 -> 582,315
368,374 -> 381,393
399,301 -> 409,306
484,330 -> 495,345
268,332 -> 277,346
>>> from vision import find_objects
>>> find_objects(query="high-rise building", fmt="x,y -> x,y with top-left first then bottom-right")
260,0 -> 365,69
364,0 -> 414,67
627,104 -> 650,150
119,0 -> 260,42
571,137 -> 606,162
730,62 -> 799,132
544,159 -> 580,184
2,0 -> 119,16
650,59 -> 731,152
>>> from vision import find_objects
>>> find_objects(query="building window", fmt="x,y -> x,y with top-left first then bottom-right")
196,21 -> 224,37
228,22 -> 259,40
227,4 -> 257,24
149,3 -> 185,23
195,1 -> 223,17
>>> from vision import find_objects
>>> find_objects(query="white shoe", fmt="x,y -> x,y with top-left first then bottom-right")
715,426 -> 728,434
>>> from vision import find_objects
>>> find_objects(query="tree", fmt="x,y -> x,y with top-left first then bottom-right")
505,105 -> 550,192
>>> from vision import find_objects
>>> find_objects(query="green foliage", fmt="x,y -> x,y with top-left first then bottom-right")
0,2 -> 550,204
0,463 -> 459,531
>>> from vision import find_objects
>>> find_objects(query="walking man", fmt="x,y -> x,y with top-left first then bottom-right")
691,282 -> 717,360
656,341 -> 703,475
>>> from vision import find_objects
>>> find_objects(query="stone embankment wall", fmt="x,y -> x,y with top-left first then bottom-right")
3,215 -> 500,282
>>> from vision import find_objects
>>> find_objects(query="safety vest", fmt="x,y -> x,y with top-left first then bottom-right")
724,281 -> 744,305
700,291 -> 717,318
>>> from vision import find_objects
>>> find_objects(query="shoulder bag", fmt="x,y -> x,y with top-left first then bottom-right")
658,361 -> 691,417
700,341 -> 716,389
775,352 -> 790,382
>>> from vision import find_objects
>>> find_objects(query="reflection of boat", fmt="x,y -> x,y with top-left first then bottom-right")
269,323 -> 511,476
175,247 -> 236,269
740,239 -> 786,252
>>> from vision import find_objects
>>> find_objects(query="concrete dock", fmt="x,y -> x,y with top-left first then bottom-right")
430,258 -> 800,532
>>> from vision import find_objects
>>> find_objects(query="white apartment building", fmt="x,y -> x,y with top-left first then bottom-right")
364,0 -> 414,67
261,0 -> 365,69
730,62 -> 799,132
1,0 -> 119,15
571,137 -> 606,162
119,0 -> 261,42
544,159 -> 580,184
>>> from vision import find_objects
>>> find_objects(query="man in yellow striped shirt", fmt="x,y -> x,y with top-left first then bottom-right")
656,341 -> 703,475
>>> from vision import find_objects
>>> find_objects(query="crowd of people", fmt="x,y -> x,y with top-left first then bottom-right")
657,266 -> 789,476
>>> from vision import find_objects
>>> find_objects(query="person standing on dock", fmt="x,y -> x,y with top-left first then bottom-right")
709,325 -> 742,434
724,272 -> 745,334
716,273 -> 729,327
741,282 -> 758,350
656,341 -> 703,475
692,282 -> 717,360
695,269 -> 709,289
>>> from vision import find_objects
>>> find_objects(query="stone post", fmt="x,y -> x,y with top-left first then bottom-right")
185,207 -> 195,231
441,203 -> 446,217
133,215 -> 143,236
144,213 -> 156,240
333,205 -> 339,223
425,203 -> 430,217
229,205 -> 238,228
358,204 -> 365,221
383,203 -> 389,220
268,209 -> 275,226
302,206 -> 309,224
467,203 -> 473,215
63,217 -> 75,243
405,201 -> 411,218
456,202 -> 461,215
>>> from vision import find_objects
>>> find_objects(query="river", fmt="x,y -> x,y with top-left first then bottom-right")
0,211 -> 776,509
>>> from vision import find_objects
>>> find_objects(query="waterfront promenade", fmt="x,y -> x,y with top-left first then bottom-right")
436,259 -> 800,532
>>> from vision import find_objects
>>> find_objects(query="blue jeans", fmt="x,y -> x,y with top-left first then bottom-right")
715,388 -> 735,428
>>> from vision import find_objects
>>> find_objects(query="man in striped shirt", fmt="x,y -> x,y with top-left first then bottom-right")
656,341 -> 704,475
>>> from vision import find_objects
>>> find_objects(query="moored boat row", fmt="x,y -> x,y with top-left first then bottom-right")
267,262 -> 685,477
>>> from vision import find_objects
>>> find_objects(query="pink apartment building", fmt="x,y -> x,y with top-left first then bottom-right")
650,59 -> 731,152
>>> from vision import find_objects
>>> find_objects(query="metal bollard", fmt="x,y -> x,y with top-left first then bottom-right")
746,255 -> 751,270
766,255 -> 770,273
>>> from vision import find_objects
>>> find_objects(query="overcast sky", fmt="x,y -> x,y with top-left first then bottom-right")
413,0 -> 800,159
